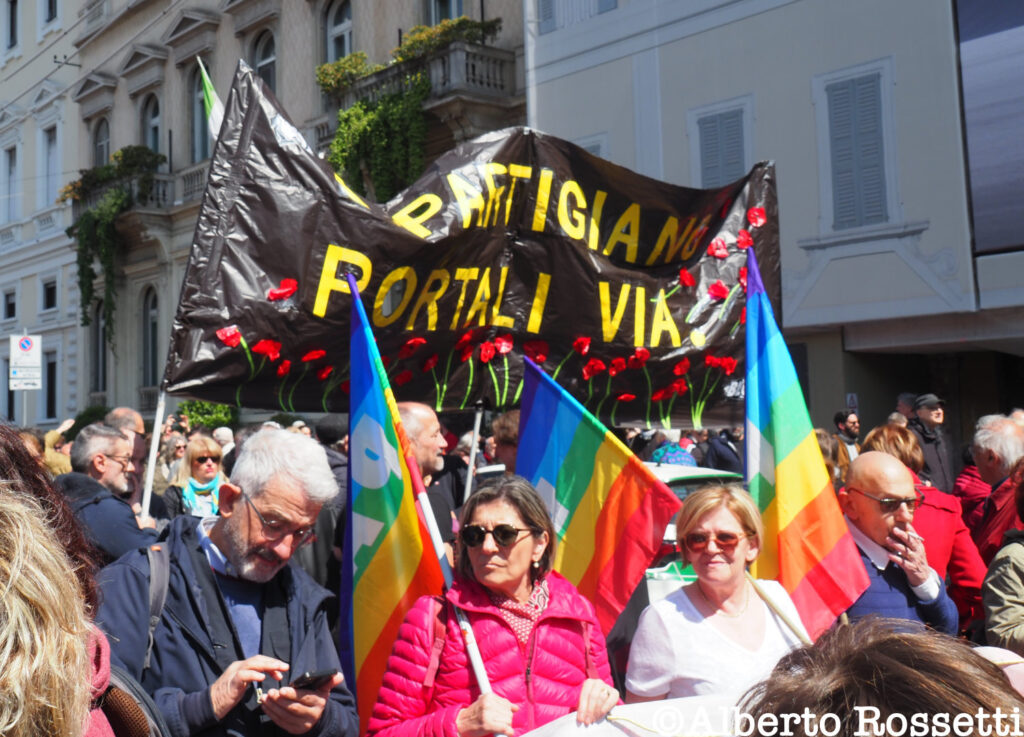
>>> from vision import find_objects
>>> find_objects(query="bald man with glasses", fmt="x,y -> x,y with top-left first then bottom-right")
838,451 -> 959,634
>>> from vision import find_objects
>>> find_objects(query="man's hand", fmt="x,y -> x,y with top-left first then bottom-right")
210,656 -> 288,720
887,523 -> 929,587
576,678 -> 618,725
57,418 -> 75,435
455,692 -> 518,736
261,672 -> 345,734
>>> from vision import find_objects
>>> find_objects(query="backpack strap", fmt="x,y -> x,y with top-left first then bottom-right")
423,595 -> 448,690
144,544 -> 170,671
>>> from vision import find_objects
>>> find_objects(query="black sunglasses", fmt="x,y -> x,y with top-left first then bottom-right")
849,487 -> 924,514
194,455 -> 220,464
460,524 -> 533,548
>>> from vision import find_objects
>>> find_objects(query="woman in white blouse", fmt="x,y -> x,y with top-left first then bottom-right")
625,484 -> 808,704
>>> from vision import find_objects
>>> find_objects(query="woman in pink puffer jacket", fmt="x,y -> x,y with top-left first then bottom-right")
366,476 -> 619,737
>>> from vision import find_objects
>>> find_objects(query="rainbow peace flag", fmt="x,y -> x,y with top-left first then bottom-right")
517,358 -> 682,634
744,249 -> 868,637
341,277 -> 444,731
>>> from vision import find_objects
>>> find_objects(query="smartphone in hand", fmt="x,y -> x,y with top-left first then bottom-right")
289,668 -> 339,690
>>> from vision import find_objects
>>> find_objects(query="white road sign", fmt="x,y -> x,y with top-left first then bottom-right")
9,335 -> 41,390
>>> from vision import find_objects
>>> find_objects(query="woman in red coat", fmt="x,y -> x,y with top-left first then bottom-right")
861,423 -> 986,627
367,476 -> 618,737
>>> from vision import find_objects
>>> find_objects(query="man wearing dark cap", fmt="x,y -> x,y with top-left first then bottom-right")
907,393 -> 955,493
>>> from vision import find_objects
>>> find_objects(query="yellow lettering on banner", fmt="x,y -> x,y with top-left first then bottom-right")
633,286 -> 647,347
598,282 -> 631,342
405,269 -> 451,331
531,168 -> 554,232
602,203 -> 641,263
450,268 -> 480,330
480,163 -> 508,227
392,193 -> 443,239
527,273 -> 551,333
587,190 -> 607,251
313,244 -> 371,318
464,268 -> 493,327
490,267 -> 515,328
447,171 -> 485,229
681,215 -> 712,261
649,289 -> 682,348
372,268 -> 417,327
334,173 -> 370,210
557,179 -> 587,240
505,164 -> 532,225
646,216 -> 694,265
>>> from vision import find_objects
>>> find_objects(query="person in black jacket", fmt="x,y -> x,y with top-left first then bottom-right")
95,428 -> 358,737
704,428 -> 744,475
907,393 -> 955,493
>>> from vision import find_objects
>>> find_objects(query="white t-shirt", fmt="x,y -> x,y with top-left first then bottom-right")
625,580 -> 805,704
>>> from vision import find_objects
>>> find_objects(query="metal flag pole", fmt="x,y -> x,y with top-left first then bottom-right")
140,389 -> 167,519
461,402 -> 484,505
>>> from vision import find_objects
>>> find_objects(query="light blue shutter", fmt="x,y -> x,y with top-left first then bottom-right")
539,0 -> 556,34
597,0 -> 617,13
827,73 -> 886,229
699,109 -> 744,188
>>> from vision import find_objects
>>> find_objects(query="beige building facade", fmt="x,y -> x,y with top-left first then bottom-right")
0,0 -> 84,427
526,0 -> 1024,448
26,0 -> 524,424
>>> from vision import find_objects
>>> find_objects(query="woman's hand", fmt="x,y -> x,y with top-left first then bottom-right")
576,678 -> 618,725
455,693 -> 518,736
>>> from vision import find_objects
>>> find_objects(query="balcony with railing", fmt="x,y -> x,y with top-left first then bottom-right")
70,163 -> 210,220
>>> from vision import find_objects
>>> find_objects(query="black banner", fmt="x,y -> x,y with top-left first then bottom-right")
163,63 -> 780,428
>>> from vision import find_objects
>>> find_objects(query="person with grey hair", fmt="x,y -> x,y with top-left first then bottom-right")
95,428 -> 358,737
104,407 -> 147,500
55,423 -> 158,564
212,426 -> 235,456
969,415 -> 1024,564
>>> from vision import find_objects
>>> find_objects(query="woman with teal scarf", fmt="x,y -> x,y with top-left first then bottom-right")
163,435 -> 224,518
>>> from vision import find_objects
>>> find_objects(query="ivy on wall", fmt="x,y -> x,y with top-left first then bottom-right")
315,16 -> 502,202
61,145 -> 166,345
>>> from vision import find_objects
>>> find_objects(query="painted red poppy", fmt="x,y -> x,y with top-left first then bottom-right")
708,238 -> 729,259
747,207 -> 767,227
705,355 -> 721,368
652,387 -> 672,401
616,393 -> 636,402
736,230 -> 754,249
455,330 -> 475,351
340,380 -> 350,394
720,357 -> 738,376
422,354 -> 439,372
573,336 -> 591,356
740,306 -> 747,324
609,357 -> 627,376
267,278 -> 298,301
494,334 -> 513,355
679,268 -> 696,288
302,349 -> 326,362
628,347 -> 650,370
739,267 -> 748,292
582,358 -> 606,380
317,365 -> 334,381
277,360 -> 291,377
399,336 -> 427,359
708,280 -> 730,300
251,339 -> 281,362
395,370 -> 414,386
673,357 -> 691,376
479,341 -> 496,364
216,326 -> 241,347
460,345 -> 474,363
523,340 -> 549,363
381,356 -> 391,368
671,378 -> 689,395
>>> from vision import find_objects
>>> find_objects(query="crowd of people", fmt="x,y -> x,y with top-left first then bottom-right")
2,391 -> 1024,736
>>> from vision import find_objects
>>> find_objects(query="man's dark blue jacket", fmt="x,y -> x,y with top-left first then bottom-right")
96,516 -> 358,737
55,471 -> 157,565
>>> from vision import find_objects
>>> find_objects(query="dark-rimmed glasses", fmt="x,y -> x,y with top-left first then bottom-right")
849,487 -> 924,515
683,531 -> 747,553
193,455 -> 220,464
104,454 -> 133,469
460,524 -> 532,548
241,492 -> 315,547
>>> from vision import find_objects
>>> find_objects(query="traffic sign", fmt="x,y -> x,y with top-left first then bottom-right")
9,335 -> 41,390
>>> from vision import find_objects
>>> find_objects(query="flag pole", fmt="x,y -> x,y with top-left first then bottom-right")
140,389 -> 167,519
461,402 -> 484,505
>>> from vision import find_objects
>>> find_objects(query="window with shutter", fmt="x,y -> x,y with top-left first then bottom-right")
538,0 -> 556,34
826,72 -> 887,230
698,109 -> 745,188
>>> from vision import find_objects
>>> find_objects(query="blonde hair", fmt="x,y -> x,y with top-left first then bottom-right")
0,487 -> 91,737
171,434 -> 223,487
675,484 -> 764,565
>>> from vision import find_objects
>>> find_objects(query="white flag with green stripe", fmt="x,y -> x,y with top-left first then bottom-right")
196,57 -> 224,143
